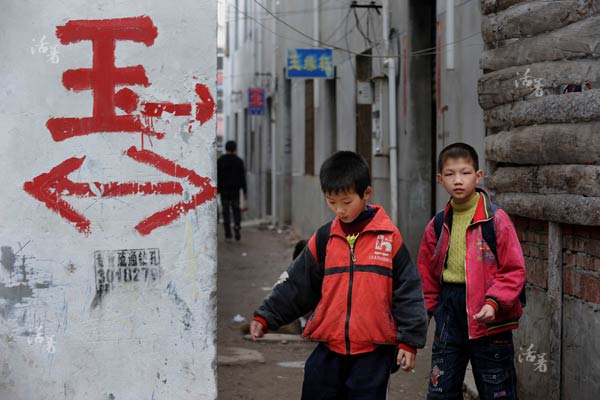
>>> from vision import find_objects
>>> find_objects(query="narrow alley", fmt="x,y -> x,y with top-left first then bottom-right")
216,222 -> 434,399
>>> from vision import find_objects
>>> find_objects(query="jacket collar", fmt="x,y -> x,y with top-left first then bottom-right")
443,187 -> 495,224
329,204 -> 393,237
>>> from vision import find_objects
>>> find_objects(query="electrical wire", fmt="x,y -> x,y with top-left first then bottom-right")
253,0 -> 385,57
327,8 -> 369,46
252,0 -> 483,59
322,7 -> 352,43
353,7 -> 374,48
219,0 -> 325,49
222,0 -> 486,60
223,6 -> 349,23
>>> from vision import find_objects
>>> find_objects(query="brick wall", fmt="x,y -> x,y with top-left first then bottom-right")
562,225 -> 600,303
513,216 -> 548,290
513,216 -> 600,304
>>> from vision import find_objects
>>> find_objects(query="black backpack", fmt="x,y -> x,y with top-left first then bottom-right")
433,207 -> 526,307
315,221 -> 333,270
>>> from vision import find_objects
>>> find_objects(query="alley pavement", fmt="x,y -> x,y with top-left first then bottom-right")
217,221 -> 438,399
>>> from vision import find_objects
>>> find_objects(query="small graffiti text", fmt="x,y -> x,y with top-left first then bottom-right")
94,248 -> 161,294
514,68 -> 544,97
27,325 -> 56,354
30,35 -> 60,64
518,344 -> 547,373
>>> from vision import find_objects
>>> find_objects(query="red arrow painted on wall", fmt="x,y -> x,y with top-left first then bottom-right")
23,146 -> 216,236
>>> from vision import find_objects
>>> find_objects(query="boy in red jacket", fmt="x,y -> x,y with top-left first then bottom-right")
250,151 -> 428,399
417,143 -> 526,399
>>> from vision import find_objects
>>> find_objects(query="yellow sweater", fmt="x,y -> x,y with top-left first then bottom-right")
443,193 -> 480,283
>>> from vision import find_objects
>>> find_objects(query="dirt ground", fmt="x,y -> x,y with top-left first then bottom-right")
217,223 -> 432,399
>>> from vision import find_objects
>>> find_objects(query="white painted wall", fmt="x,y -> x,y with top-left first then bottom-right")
0,1 -> 217,399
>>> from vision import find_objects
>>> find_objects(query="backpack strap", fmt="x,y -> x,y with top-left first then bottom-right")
483,204 -> 527,307
433,210 -> 444,239
481,204 -> 498,260
315,221 -> 332,270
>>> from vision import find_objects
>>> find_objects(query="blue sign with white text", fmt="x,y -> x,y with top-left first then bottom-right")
286,48 -> 334,79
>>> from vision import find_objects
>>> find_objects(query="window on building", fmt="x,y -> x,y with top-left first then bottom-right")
326,76 -> 337,153
234,112 -> 239,144
356,50 -> 372,169
305,79 -> 315,176
244,107 -> 249,163
225,21 -> 230,56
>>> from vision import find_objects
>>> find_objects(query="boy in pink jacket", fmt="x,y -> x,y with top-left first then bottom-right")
417,143 -> 526,400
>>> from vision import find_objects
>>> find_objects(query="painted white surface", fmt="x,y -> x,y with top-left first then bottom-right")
0,1 -> 217,399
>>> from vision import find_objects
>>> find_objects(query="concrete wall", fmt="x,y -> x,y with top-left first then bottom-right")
562,298 -> 600,399
513,217 -> 600,399
515,274 -> 600,400
395,2 -> 435,255
290,176 -> 330,239
0,1 -> 218,399
513,287 -> 553,399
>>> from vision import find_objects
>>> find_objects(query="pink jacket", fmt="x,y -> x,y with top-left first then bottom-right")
417,190 -> 526,339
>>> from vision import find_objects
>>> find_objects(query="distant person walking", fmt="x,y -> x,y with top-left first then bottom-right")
217,140 -> 247,241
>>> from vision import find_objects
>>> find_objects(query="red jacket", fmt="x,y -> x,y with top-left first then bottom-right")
417,190 -> 526,339
255,205 -> 428,355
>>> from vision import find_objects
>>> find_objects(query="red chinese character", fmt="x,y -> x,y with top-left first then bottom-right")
47,16 -> 158,141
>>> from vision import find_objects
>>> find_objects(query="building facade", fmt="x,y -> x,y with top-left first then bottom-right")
223,1 -> 600,399
223,0 -> 485,254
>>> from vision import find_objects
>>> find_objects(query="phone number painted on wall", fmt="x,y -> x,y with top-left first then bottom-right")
94,248 -> 162,294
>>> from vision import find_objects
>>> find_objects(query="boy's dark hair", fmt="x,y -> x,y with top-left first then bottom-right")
319,151 -> 371,197
438,142 -> 479,172
292,239 -> 307,260
225,140 -> 237,152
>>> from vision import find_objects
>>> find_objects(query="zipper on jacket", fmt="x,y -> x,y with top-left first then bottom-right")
344,238 -> 357,355
464,219 -> 489,339
465,257 -> 471,339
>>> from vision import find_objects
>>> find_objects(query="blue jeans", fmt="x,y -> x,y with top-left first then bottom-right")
428,284 -> 518,400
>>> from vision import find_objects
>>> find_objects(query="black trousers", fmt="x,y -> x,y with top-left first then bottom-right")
301,343 -> 396,400
220,191 -> 241,238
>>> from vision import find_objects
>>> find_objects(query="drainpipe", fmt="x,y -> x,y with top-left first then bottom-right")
257,4 -> 267,221
270,1 -> 277,226
446,0 -> 455,70
382,0 -> 398,226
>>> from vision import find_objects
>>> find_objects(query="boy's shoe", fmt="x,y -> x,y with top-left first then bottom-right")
234,226 -> 241,241
225,233 -> 233,241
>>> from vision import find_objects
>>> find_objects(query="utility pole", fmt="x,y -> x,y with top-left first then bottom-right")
382,0 -> 398,226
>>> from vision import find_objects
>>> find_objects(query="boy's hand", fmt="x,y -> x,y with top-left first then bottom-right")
249,320 -> 265,340
397,349 -> 415,372
473,304 -> 496,323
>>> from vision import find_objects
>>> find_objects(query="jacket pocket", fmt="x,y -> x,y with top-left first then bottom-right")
479,368 -> 515,399
303,306 -> 319,336
384,308 -> 397,341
